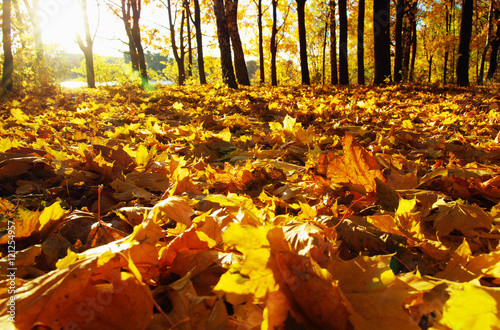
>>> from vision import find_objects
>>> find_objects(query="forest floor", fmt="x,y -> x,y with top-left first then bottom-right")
1,83 -> 500,329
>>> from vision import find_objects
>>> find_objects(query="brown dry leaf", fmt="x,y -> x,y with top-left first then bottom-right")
431,200 -> 494,237
435,239 -> 476,282
0,153 -> 49,179
127,172 -> 170,192
437,239 -> 500,282
0,258 -> 153,329
159,227 -> 214,271
151,272 -> 228,330
375,177 -> 400,211
92,144 -> 136,173
151,196 -> 194,227
386,170 -> 419,190
111,177 -> 156,201
0,244 -> 43,278
115,206 -> 150,227
324,255 -> 426,329
317,133 -> 384,193
481,175 -> 500,202
87,220 -> 129,248
275,251 -> 352,329
283,220 -> 332,257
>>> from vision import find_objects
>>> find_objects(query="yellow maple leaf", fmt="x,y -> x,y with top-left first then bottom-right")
10,108 -> 29,124
38,201 -> 69,232
213,224 -> 280,305
441,282 -> 500,329
395,198 -> 425,240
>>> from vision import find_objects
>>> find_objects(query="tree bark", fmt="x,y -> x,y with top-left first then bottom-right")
373,0 -> 391,84
76,0 -> 96,88
296,0 -> 310,85
357,0 -> 365,85
456,0 -> 474,86
338,0 -> 348,84
257,0 -> 265,83
427,55 -> 433,83
214,0 -> 238,88
167,0 -> 186,85
487,8 -> 500,80
322,12 -> 328,85
130,0 -> 148,83
121,0 -> 139,71
186,1 -> 193,78
444,3 -> 450,84
225,0 -> 250,85
193,0 -> 207,84
409,9 -> 417,81
478,0 -> 495,83
271,0 -> 278,86
394,0 -> 404,82
2,0 -> 14,91
330,1 -> 338,85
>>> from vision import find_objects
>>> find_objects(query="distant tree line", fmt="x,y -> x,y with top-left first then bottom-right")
2,0 -> 500,91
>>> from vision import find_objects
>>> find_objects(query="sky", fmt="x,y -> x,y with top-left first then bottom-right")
40,0 -> 130,56
39,0 -> 257,61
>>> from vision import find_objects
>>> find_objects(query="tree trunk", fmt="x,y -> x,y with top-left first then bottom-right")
122,0 -> 139,71
373,0 -> 391,84
186,1 -> 193,78
428,56 -> 433,83
330,1 -> 338,84
180,10 -> 186,83
76,0 -> 95,88
225,0 -> 250,85
338,0 -> 348,84
214,0 -> 238,88
357,0 -> 365,85
2,0 -> 14,91
271,0 -> 278,86
456,0 -> 474,86
409,10 -> 417,81
322,13 -> 328,85
296,0 -> 310,85
257,0 -> 265,83
131,0 -> 148,83
167,0 -> 186,85
478,0 -> 495,83
444,3 -> 450,84
193,0 -> 207,84
487,8 -> 500,80
394,0 -> 404,82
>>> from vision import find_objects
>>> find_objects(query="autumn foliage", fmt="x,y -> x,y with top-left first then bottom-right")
2,83 -> 500,329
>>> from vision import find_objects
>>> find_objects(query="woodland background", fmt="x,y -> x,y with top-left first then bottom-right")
1,0 -> 500,90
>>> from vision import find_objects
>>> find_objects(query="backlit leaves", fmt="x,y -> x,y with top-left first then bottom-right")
318,133 -> 385,193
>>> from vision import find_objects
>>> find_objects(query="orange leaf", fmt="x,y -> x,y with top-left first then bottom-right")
318,133 -> 384,193
275,251 -> 352,329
